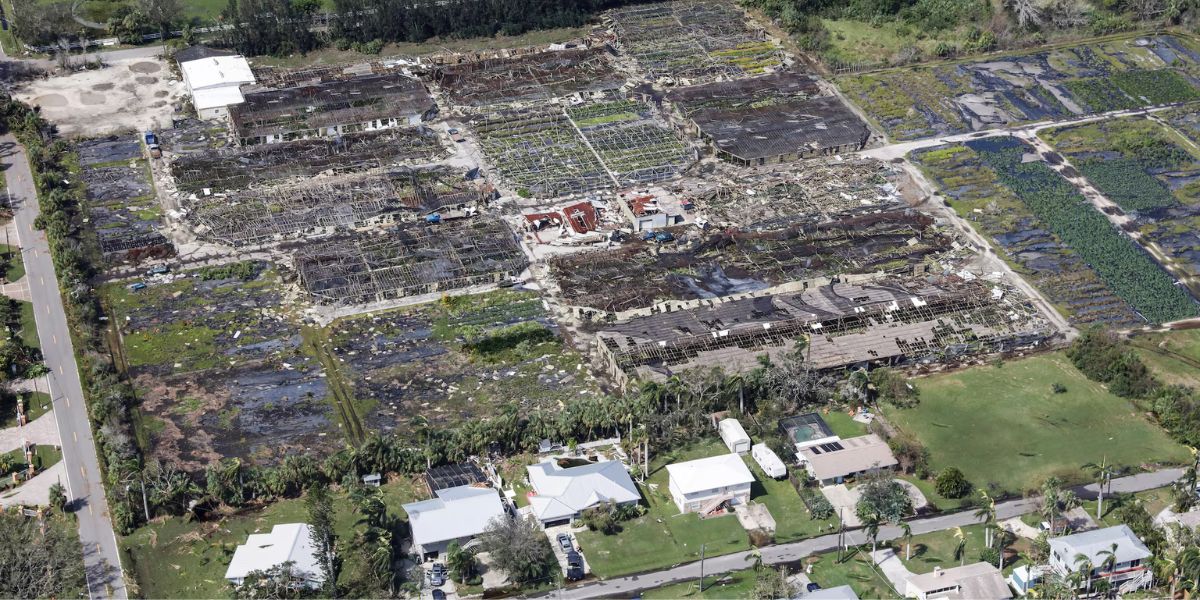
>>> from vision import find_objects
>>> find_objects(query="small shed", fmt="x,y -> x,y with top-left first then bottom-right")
719,418 -> 751,454
751,444 -> 786,479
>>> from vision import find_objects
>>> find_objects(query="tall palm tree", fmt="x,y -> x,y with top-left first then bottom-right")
975,491 -> 997,547
1096,542 -> 1118,578
863,514 -> 882,556
1084,457 -> 1117,520
900,522 -> 914,561
1074,553 -> 1095,594
952,527 -> 967,566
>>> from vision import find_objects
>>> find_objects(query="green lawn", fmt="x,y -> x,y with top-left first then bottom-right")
18,300 -> 39,349
807,550 -> 899,599
1080,487 -> 1173,528
643,568 -> 759,599
0,244 -> 23,282
741,456 -> 838,543
122,476 -> 426,599
0,390 -> 50,429
899,475 -> 971,513
883,523 -> 1032,577
0,444 -> 62,491
823,410 -> 868,439
884,353 -> 1189,495
1129,329 -> 1200,389
577,439 -> 751,579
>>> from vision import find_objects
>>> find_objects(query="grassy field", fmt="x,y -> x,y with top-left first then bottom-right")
643,568 -> 759,599
743,455 -> 838,543
822,19 -> 964,66
1129,329 -> 1200,389
122,475 -> 426,599
0,244 -> 23,282
807,549 -> 899,599
823,410 -> 868,439
18,300 -> 38,349
254,26 -> 587,67
576,440 -> 751,579
884,353 -> 1189,495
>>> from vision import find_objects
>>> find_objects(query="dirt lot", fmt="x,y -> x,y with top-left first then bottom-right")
16,57 -> 184,136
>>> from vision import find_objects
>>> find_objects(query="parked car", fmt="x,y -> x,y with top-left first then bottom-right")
432,589 -> 447,600
566,565 -> 584,581
557,533 -> 573,552
566,550 -> 583,568
429,563 -> 446,587
806,582 -> 821,592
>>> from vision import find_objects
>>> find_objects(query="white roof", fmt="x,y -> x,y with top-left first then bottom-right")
719,418 -> 750,442
193,85 -> 246,110
667,453 -> 754,495
224,523 -> 323,583
181,56 -> 255,90
752,443 -> 786,472
1049,524 -> 1152,569
798,584 -> 860,600
526,459 -> 641,522
402,485 -> 505,547
906,562 -> 1012,599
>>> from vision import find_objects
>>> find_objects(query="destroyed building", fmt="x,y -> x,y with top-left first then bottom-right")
231,73 -> 438,145
434,46 -> 626,108
595,279 -> 1051,385
295,217 -> 527,305
667,72 -> 872,165
187,168 -> 490,247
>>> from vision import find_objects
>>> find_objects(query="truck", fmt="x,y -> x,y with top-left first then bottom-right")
144,131 -> 158,145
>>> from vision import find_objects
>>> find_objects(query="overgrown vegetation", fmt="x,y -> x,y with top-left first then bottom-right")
0,510 -> 86,599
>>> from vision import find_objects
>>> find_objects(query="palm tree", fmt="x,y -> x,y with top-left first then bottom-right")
975,491 -> 997,547
1096,542 -> 1118,578
1084,457 -> 1117,520
900,522 -> 913,561
745,548 -> 765,572
1074,552 -> 1094,594
952,527 -> 967,566
1041,477 -> 1062,533
446,541 -> 475,583
863,514 -> 882,556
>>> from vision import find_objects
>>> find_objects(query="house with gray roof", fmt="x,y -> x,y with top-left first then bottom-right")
402,485 -> 507,559
904,562 -> 1011,600
526,459 -> 641,526
224,523 -> 323,587
1048,525 -> 1153,593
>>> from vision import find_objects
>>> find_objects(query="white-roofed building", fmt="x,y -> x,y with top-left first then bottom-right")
179,55 -> 256,119
719,418 -> 751,454
667,453 -> 755,514
526,459 -> 641,526
224,523 -> 323,587
402,485 -> 507,559
904,562 -> 1012,599
1048,525 -> 1153,592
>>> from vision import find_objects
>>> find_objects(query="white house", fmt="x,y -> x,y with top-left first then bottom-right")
751,443 -> 787,479
904,562 -> 1012,600
224,523 -> 324,587
402,485 -> 506,559
1048,525 -> 1153,592
667,453 -> 754,514
797,434 -> 898,486
719,418 -> 751,454
179,55 -> 256,119
526,459 -> 641,526
797,584 -> 860,599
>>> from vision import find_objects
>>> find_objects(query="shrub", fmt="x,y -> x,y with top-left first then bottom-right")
1051,383 -> 1067,394
935,467 -> 972,499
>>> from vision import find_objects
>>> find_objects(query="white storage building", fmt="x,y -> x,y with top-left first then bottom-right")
719,418 -> 751,454
751,443 -> 787,479
179,55 -> 256,119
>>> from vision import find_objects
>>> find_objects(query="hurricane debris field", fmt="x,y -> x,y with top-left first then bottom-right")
103,262 -> 339,471
325,290 -> 602,434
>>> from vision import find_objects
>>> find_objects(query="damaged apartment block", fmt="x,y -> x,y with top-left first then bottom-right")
230,73 -> 438,145
595,279 -> 1052,385
665,71 -> 874,165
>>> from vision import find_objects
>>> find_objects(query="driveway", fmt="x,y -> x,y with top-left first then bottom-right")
0,411 -> 60,453
821,480 -> 928,528
0,460 -> 66,507
545,523 -> 590,578
870,548 -> 913,592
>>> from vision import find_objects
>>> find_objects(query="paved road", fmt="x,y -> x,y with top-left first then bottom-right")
561,468 -> 1184,599
1,137 -> 128,599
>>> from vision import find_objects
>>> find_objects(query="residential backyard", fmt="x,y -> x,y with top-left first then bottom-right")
884,353 -> 1190,495
120,475 -> 426,599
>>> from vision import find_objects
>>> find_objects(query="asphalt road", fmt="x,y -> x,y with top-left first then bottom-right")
561,468 -> 1184,599
1,137 -> 128,599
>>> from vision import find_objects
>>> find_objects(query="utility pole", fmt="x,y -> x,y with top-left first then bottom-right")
140,477 -> 150,522
698,543 -> 706,593
837,507 -> 845,562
